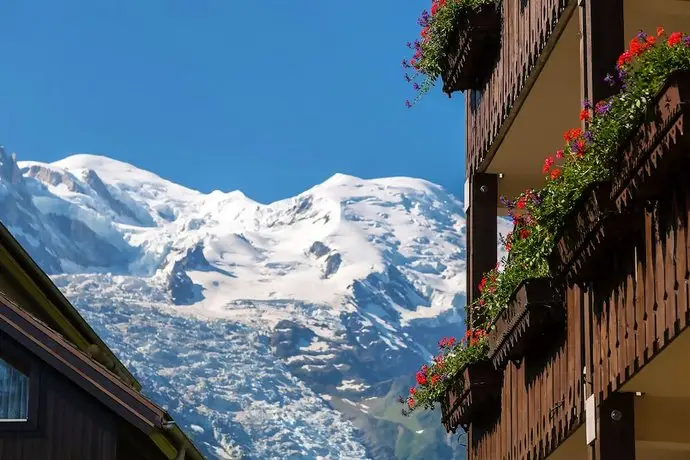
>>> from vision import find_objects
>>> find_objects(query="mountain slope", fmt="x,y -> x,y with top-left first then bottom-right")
0,146 -> 511,459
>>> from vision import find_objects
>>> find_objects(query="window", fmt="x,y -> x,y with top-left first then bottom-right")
0,335 -> 40,433
0,357 -> 29,421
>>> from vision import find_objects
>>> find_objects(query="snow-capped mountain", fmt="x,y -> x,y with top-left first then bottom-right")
0,146 -> 511,459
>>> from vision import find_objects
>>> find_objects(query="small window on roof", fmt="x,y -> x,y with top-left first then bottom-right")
0,357 -> 29,421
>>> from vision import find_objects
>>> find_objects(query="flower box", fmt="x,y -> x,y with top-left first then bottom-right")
487,278 -> 563,370
612,70 -> 690,212
548,181 -> 616,281
441,4 -> 501,95
440,360 -> 501,433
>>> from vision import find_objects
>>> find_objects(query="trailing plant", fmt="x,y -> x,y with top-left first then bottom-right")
403,0 -> 496,107
400,330 -> 488,415
402,27 -> 690,415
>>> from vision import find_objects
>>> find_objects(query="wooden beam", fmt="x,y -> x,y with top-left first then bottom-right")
581,0 -> 624,106
466,173 -> 498,329
594,392 -> 636,460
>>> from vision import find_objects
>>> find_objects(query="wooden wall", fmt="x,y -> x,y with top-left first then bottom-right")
466,0 -> 573,176
590,180 -> 690,401
469,285 -> 583,459
0,334 -> 165,460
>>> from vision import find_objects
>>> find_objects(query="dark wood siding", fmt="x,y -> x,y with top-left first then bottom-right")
466,0 -> 574,176
469,284 -> 583,459
0,334 -> 119,460
590,179 -> 690,401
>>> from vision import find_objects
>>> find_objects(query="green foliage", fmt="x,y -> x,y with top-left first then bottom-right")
401,27 -> 690,418
403,0 -> 497,106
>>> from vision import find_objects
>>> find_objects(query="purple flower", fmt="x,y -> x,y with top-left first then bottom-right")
531,192 -> 543,207
617,68 -> 627,81
404,74 -> 412,82
417,10 -> 430,27
499,195 -> 515,209
684,36 -> 690,46
595,101 -> 611,115
412,82 -> 420,91
581,99 -> 591,110
405,100 -> 412,109
402,59 -> 410,69
637,30 -> 647,41
406,42 -> 413,49
604,73 -> 616,87
584,131 -> 594,142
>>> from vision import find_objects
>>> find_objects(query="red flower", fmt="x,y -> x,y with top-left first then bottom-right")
408,397 -> 415,409
478,276 -> 487,292
646,35 -> 656,45
519,228 -> 530,239
550,168 -> 562,180
657,27 -> 665,37
542,156 -> 555,174
579,108 -> 590,122
563,128 -> 583,142
668,32 -> 683,46
447,337 -> 455,347
409,387 -> 416,395
629,38 -> 642,56
617,50 -> 632,68
430,375 -> 440,385
555,149 -> 564,159
415,371 -> 427,385
516,196 -> 528,209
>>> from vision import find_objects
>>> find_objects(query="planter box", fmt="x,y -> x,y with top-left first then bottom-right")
612,70 -> 690,212
441,4 -> 501,95
488,278 -> 563,370
441,360 -> 501,433
548,181 -> 615,281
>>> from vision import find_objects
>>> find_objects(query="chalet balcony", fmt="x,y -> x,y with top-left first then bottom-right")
465,0 -> 581,206
434,23 -> 690,460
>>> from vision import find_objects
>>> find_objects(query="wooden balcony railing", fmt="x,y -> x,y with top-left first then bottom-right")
465,0 -> 574,176
588,72 -> 690,400
469,288 -> 583,459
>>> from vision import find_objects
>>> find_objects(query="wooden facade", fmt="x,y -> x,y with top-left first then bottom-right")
454,0 -> 690,458
0,223 -> 206,460
464,0 -> 575,176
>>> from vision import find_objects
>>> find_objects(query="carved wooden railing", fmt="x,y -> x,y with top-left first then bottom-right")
588,71 -> 690,399
465,0 -> 574,176
468,287 -> 583,459
441,360 -> 501,433
488,277 -> 564,370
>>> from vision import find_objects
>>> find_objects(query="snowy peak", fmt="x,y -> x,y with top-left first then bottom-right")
4,152 -> 485,325
0,150 -> 512,459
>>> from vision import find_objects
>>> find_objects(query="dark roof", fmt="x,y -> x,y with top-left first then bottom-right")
0,222 -> 139,388
0,223 -> 205,460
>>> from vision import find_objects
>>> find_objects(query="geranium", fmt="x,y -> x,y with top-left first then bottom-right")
402,332 -> 489,415
402,27 -> 690,416
403,0 -> 497,107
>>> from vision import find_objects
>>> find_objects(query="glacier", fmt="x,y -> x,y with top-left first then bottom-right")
0,146 -> 512,459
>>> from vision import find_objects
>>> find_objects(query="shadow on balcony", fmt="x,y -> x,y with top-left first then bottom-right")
487,12 -> 580,211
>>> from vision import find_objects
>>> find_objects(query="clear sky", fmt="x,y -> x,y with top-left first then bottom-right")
0,1 -> 466,204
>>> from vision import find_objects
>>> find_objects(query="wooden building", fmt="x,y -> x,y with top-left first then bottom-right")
0,222 -> 206,460
436,0 -> 690,459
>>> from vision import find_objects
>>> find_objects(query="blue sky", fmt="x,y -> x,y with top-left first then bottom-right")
0,1 -> 466,204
